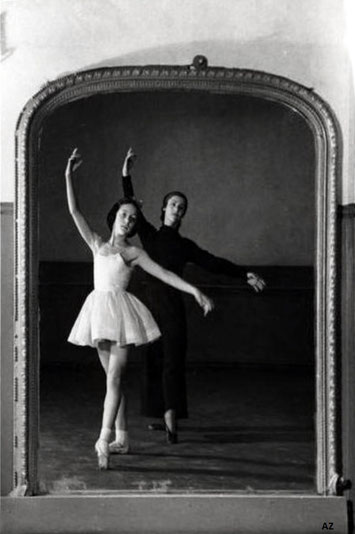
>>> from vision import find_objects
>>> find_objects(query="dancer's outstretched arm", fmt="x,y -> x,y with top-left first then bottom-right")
186,239 -> 266,293
123,246 -> 213,316
65,148 -> 96,249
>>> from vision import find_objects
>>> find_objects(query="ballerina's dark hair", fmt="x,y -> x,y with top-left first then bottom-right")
160,191 -> 188,225
106,197 -> 141,237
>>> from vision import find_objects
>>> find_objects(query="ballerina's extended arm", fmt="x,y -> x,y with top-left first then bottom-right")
65,148 -> 96,249
124,247 -> 214,316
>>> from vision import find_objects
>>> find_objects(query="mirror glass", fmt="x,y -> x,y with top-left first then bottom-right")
38,91 -> 315,494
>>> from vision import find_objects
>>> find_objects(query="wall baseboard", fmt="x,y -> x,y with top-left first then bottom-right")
0,495 -> 348,534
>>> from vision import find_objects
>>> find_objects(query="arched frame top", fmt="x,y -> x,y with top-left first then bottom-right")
13,59 -> 342,497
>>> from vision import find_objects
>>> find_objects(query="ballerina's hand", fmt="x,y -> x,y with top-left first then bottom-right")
194,289 -> 214,316
247,272 -> 266,293
122,147 -> 137,176
66,148 -> 82,174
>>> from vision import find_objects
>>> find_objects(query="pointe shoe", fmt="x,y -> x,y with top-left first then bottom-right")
95,439 -> 109,470
108,440 -> 130,454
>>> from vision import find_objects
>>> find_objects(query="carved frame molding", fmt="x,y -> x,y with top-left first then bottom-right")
13,59 -> 341,496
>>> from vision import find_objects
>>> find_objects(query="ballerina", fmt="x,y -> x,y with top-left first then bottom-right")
65,148 -> 213,469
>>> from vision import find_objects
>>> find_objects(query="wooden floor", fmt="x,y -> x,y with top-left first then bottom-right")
39,364 -> 315,494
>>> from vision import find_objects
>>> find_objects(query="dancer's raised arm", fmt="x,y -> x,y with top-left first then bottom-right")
65,148 -> 96,249
124,246 -> 213,316
122,147 -> 136,181
120,147 -> 157,243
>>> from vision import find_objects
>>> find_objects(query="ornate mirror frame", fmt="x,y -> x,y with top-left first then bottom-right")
13,57 -> 341,498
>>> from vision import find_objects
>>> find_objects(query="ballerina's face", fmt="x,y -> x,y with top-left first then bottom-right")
113,203 -> 138,236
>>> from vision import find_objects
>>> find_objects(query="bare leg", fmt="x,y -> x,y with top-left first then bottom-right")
164,409 -> 176,431
115,392 -> 127,432
164,408 -> 178,444
98,343 -> 128,431
101,343 -> 128,430
95,342 -> 128,468
111,394 -> 130,452
98,342 -> 129,453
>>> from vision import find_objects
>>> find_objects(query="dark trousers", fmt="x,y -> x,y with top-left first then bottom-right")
141,286 -> 188,419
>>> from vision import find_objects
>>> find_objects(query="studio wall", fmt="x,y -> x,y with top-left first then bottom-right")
39,92 -> 314,265
37,92 -> 315,367
1,0 -> 354,205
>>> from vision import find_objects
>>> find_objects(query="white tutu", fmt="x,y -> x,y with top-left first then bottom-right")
68,236 -> 161,348
68,288 -> 161,348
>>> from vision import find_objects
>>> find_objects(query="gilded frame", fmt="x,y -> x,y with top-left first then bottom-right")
13,58 -> 341,496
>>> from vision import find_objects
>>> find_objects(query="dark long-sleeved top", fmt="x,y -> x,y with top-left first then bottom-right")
123,175 -> 248,281
123,175 -> 248,417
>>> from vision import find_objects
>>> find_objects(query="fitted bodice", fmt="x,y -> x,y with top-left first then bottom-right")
94,250 -> 132,292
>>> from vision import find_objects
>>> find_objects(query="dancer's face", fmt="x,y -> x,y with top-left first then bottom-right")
113,204 -> 138,236
163,195 -> 187,227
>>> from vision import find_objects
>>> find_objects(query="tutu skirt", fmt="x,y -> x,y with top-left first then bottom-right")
68,289 -> 161,348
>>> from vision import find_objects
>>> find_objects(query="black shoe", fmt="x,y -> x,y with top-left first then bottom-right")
147,423 -> 165,431
165,423 -> 178,444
